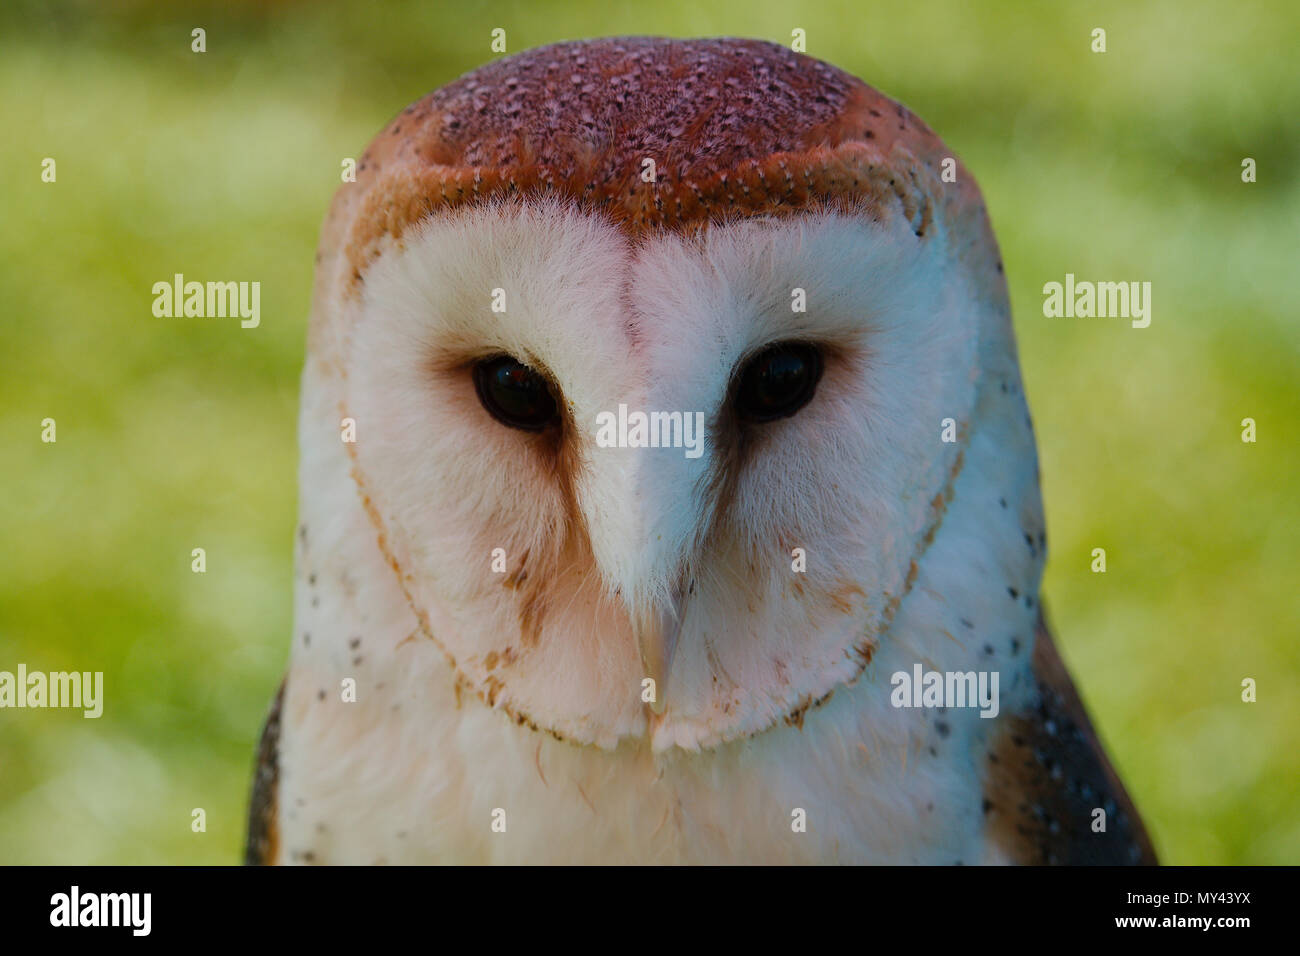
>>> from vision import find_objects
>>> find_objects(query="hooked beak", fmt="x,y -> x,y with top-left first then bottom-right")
633,580 -> 689,715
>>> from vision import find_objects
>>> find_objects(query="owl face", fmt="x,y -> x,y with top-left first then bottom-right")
340,192 -> 981,750
304,37 -> 1039,755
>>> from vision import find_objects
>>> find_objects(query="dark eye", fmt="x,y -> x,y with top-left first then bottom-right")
734,342 -> 823,422
473,355 -> 559,431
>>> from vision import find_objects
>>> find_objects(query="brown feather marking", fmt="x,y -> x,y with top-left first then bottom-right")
983,608 -> 1157,865
244,678 -> 285,865
534,741 -> 548,787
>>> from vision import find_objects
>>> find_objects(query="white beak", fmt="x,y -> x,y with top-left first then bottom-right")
632,577 -> 689,715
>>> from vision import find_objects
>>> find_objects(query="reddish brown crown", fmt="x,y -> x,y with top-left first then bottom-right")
314,37 -> 999,310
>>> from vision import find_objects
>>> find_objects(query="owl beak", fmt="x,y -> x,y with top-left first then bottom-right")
634,583 -> 688,715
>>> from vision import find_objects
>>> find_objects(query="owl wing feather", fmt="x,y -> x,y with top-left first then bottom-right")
244,677 -> 285,865
982,608 -> 1157,864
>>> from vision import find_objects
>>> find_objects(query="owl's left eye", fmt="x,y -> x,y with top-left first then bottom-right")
734,342 -> 823,423
473,355 -> 559,431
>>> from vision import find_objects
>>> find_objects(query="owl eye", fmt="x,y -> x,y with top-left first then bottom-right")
734,342 -> 823,423
473,355 -> 559,431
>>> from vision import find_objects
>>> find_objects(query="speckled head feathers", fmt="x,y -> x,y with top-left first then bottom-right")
311,36 -> 1003,325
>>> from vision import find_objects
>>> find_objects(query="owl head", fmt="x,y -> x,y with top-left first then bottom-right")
300,38 -> 1043,752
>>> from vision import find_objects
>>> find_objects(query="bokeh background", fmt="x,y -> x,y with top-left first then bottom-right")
2,0 -> 1296,864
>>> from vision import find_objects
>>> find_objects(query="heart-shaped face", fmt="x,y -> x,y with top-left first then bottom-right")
297,36 -> 1036,752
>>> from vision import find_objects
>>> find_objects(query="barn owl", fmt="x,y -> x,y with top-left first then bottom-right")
246,37 -> 1156,865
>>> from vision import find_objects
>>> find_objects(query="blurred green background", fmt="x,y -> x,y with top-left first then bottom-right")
1,0 -> 1296,864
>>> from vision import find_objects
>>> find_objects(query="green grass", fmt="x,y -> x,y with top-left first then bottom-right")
1,0 -> 1296,863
